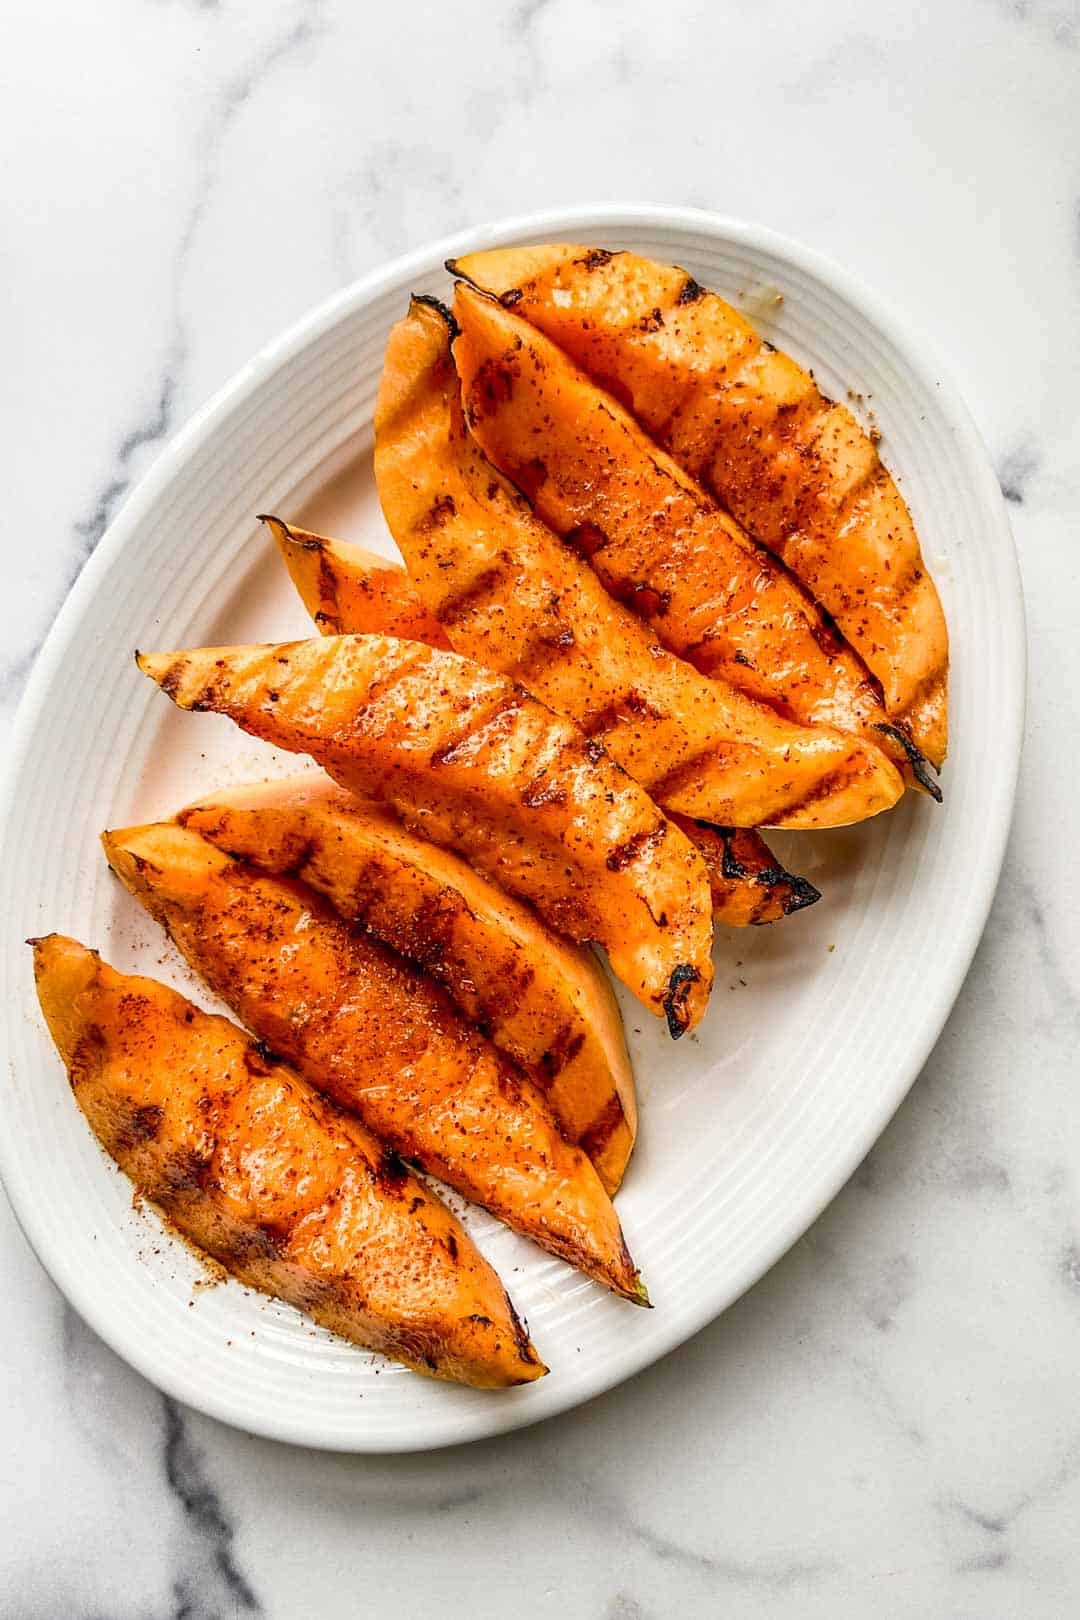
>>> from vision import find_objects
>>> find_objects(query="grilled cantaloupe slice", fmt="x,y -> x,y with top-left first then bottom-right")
269,525 -> 821,927
136,633 -> 714,1035
451,245 -> 947,770
31,934 -> 546,1386
371,295 -> 898,830
450,284 -> 913,803
102,822 -> 645,1300
178,773 -> 636,1194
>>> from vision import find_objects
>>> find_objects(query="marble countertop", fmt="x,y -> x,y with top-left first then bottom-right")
3,2 -> 1078,1615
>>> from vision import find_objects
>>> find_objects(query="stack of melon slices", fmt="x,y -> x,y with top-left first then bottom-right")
34,246 -> 947,1388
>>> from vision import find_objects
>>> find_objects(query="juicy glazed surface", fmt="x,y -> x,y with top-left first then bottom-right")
451,284 -> 919,799
136,634 -> 715,1035
179,774 -> 637,1195
31,934 -> 544,1387
451,245 -> 948,769
102,823 -> 644,1300
277,525 -> 819,926
372,297 -> 899,831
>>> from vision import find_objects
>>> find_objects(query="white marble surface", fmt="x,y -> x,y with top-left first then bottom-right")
2,1 -> 1078,1614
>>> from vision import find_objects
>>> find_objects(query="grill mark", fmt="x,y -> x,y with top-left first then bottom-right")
580,689 -> 663,738
342,643 -> 431,712
435,564 -> 510,628
397,888 -> 465,974
538,1025 -> 586,1083
720,827 -> 777,881
827,456 -> 892,544
578,1093 -> 624,1161
263,834 -> 318,883
606,820 -> 667,873
893,664 -> 947,714
646,745 -> 732,807
743,869 -> 822,923
877,555 -> 924,605
473,953 -> 538,1034
770,766 -> 859,823
519,772 -> 569,809
429,691 -> 522,767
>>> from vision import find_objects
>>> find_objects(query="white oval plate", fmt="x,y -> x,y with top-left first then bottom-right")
0,208 -> 1024,1452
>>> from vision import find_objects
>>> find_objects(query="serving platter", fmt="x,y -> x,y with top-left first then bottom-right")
0,207 -> 1024,1451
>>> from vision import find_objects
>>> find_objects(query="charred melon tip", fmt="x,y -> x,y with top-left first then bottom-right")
873,722 -> 943,804
411,291 -> 460,341
662,962 -> 701,1040
444,257 -> 481,292
258,513 -> 319,552
28,933 -> 98,958
782,873 -> 823,914
750,864 -> 822,921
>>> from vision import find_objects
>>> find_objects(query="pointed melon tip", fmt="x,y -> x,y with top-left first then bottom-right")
410,291 -> 459,340
874,721 -> 943,803
780,872 -> 822,915
259,513 -> 321,552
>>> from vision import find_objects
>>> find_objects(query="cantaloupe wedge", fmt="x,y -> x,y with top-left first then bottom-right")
136,634 -> 715,1035
178,773 -> 636,1194
31,934 -> 546,1385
